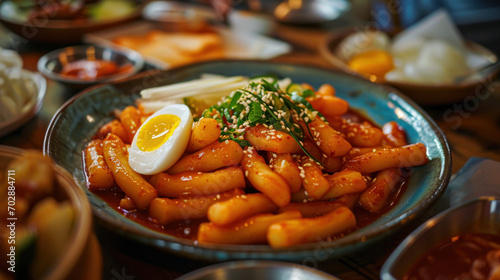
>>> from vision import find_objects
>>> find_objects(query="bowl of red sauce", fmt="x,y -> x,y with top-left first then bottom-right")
38,45 -> 144,89
380,196 -> 500,280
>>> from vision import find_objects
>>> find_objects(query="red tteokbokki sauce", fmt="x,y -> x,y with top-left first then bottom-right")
61,59 -> 133,80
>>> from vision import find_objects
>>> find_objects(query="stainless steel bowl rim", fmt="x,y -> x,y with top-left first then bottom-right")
380,196 -> 500,280
176,260 -> 341,280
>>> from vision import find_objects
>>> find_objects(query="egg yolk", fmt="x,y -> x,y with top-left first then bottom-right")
347,50 -> 394,81
136,114 -> 181,152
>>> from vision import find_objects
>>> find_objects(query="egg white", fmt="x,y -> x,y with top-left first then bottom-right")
129,104 -> 193,175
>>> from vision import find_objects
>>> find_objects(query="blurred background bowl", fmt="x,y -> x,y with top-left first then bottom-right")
142,1 -> 217,32
0,0 -> 142,45
37,44 -> 143,90
320,28 -> 499,105
380,196 -> 500,280
0,145 -> 97,280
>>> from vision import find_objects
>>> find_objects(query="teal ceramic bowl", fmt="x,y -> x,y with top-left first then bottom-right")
44,60 -> 451,261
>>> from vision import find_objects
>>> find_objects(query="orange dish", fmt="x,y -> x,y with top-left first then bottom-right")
113,30 -> 224,68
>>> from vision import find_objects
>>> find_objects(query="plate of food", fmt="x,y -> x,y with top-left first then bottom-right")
84,21 -> 291,70
0,0 -> 142,44
44,60 -> 451,261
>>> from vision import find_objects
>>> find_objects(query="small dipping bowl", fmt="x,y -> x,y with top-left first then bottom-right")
37,45 -> 144,90
177,260 -> 340,280
380,196 -> 500,280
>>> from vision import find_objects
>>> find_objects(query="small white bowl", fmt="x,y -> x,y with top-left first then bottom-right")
0,70 -> 46,137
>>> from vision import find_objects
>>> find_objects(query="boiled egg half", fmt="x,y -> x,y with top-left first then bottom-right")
129,104 -> 193,175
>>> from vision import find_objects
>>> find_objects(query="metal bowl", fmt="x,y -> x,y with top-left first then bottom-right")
177,261 -> 339,280
380,196 -> 500,280
37,44 -> 143,89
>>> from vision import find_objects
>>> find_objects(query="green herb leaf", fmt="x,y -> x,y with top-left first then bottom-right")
248,102 -> 263,123
229,91 -> 242,108
302,89 -> 316,98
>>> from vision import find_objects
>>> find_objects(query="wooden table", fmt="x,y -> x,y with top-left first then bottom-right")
1,20 -> 499,280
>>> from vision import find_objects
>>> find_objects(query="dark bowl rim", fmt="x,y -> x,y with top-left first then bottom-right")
37,44 -> 144,85
43,59 -> 452,256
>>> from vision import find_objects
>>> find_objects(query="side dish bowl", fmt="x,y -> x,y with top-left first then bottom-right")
0,145 -> 94,279
43,60 -> 451,261
320,29 -> 499,105
380,196 -> 500,280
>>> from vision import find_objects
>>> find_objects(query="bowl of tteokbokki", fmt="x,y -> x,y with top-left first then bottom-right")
44,60 -> 451,261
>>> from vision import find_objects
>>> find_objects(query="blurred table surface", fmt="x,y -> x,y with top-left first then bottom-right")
1,15 -> 500,280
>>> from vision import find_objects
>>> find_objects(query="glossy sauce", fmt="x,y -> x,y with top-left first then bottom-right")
93,186 -> 203,240
405,233 -> 500,280
61,59 -> 133,80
